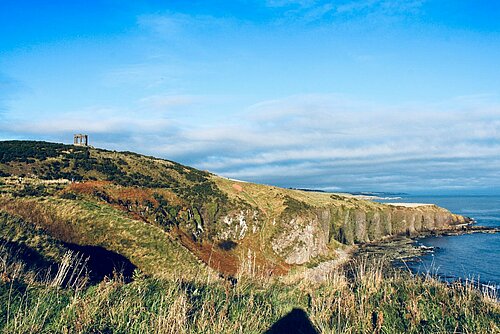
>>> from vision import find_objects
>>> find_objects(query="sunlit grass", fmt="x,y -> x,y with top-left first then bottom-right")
1,251 -> 498,334
0,196 -> 210,280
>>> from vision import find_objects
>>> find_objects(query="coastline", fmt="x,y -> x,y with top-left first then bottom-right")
354,225 -> 500,261
295,225 -> 500,284
352,225 -> 500,292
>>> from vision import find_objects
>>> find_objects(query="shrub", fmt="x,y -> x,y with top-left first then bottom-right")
13,184 -> 47,197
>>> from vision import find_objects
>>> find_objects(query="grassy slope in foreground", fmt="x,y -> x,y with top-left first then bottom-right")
1,254 -> 498,333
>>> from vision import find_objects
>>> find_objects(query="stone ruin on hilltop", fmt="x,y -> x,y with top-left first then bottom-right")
73,134 -> 88,147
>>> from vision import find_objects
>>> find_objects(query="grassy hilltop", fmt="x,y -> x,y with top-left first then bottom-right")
0,140 -> 468,278
0,140 -> 498,333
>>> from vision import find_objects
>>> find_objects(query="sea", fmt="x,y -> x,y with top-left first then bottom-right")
376,195 -> 500,291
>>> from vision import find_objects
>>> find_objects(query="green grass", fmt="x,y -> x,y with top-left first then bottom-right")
0,257 -> 498,334
0,211 -> 67,264
1,140 -> 497,333
0,140 -> 468,267
0,140 -> 227,204
0,196 -> 209,280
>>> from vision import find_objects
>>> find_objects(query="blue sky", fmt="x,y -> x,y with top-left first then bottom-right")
1,0 -> 499,194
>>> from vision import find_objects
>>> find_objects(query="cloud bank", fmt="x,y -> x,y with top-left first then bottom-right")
2,93 -> 499,193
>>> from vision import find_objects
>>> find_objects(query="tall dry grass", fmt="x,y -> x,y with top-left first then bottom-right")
1,251 -> 498,333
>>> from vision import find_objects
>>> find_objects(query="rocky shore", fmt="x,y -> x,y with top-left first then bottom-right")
353,225 -> 500,263
292,224 -> 500,284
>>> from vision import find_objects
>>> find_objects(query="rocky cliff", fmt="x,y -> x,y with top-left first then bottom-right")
210,179 -> 468,265
270,203 -> 466,264
0,141 -> 469,278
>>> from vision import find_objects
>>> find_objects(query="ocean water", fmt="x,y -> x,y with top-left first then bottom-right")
378,195 -> 500,287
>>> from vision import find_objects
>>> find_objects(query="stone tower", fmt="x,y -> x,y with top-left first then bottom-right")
73,134 -> 88,146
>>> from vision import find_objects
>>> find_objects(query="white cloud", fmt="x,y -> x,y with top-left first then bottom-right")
1,106 -> 173,135
180,94 -> 499,191
265,0 -> 318,8
139,94 -> 202,110
137,12 -> 238,37
2,93 -> 499,192
264,0 -> 427,24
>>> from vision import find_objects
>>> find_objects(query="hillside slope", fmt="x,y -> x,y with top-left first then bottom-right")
0,140 -> 468,279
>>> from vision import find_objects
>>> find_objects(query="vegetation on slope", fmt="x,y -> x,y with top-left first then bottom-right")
0,196 -> 208,280
0,140 -> 226,203
1,253 -> 498,333
0,140 -> 498,333
0,140 -> 469,278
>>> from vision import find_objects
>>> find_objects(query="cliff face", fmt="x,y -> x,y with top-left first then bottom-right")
210,194 -> 467,265
267,204 -> 467,264
271,212 -> 331,264
0,141 -> 469,277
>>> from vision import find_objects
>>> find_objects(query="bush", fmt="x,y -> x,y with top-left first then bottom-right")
0,141 -> 67,163
59,192 -> 77,200
13,184 -> 47,197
